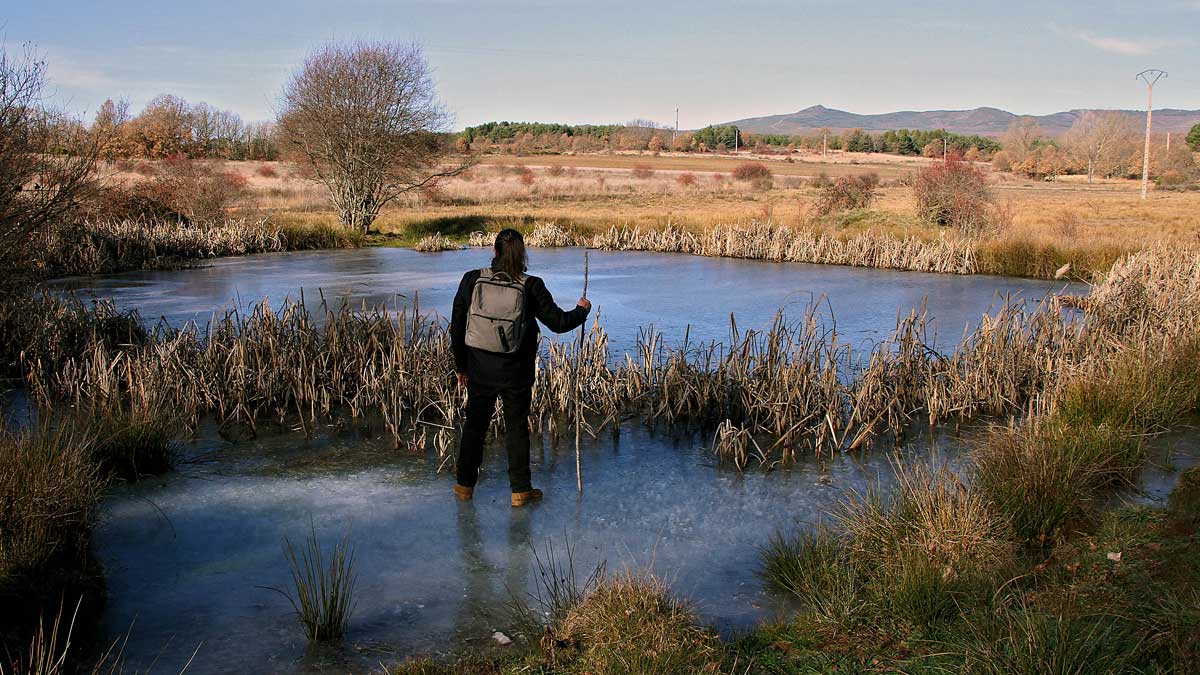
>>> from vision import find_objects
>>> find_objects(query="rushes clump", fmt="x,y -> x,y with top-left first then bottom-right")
280,523 -> 358,642
761,526 -> 863,627
765,463 -> 1015,629
0,427 -> 102,581
939,606 -> 1141,675
506,537 -> 606,637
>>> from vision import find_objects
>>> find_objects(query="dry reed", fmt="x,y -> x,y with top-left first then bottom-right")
14,246 -> 1200,473
467,221 -> 976,274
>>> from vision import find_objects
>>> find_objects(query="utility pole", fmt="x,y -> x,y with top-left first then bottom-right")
942,137 -> 948,162
822,132 -> 827,157
734,126 -> 738,153
1137,69 -> 1167,200
674,108 -> 679,143
1166,131 -> 1171,154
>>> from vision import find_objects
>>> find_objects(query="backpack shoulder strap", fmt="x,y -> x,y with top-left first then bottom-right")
479,267 -> 493,279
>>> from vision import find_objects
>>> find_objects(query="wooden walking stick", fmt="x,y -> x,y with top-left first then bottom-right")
575,249 -> 589,493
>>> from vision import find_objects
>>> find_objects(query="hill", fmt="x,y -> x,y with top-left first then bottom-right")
723,105 -> 1200,137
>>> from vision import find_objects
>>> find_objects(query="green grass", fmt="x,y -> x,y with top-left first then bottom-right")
976,335 -> 1200,544
279,522 -> 358,642
276,219 -> 365,249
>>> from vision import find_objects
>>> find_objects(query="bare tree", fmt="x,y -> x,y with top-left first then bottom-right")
277,41 -> 469,233
0,44 -> 100,287
1063,111 -> 1138,183
1000,117 -> 1043,164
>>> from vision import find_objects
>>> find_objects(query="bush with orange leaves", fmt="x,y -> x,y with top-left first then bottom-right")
914,157 -> 993,236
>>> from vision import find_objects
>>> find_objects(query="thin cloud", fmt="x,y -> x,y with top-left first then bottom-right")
1062,28 -> 1152,55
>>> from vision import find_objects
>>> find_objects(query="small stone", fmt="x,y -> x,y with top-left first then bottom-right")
491,631 -> 512,646
1106,551 -> 1122,563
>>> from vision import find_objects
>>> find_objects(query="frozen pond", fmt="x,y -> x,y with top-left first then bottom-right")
44,248 -> 1100,672
51,247 -> 1081,354
96,420 -> 967,674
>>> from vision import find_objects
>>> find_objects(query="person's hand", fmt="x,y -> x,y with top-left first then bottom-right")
577,297 -> 592,312
456,372 -> 469,388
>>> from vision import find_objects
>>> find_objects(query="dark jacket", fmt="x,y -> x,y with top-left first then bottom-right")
451,267 -> 589,388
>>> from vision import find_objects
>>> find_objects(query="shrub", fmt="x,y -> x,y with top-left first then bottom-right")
675,172 -> 697,187
631,163 -> 654,179
255,164 -> 279,178
546,164 -> 564,177
990,150 -> 1013,172
142,158 -> 250,224
1157,170 -> 1197,192
914,158 -> 993,235
732,161 -> 771,181
814,173 -> 879,215
517,167 -> 535,186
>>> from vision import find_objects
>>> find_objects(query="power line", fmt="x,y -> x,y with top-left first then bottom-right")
1136,69 -> 1166,201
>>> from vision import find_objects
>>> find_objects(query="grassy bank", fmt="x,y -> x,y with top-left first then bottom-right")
31,217 -> 363,279
384,479 -> 1199,674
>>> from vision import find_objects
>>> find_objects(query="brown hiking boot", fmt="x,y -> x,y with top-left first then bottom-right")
454,484 -> 474,501
511,489 -> 543,507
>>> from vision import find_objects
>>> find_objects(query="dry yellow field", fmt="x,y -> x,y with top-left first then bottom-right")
114,153 -> 1200,278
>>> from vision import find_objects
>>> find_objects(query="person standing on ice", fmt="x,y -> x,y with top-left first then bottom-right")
450,228 -> 591,506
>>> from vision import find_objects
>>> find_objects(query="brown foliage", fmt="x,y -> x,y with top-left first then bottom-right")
0,44 -> 102,290
914,158 -> 993,235
814,173 -> 880,215
631,163 -> 655,179
137,158 -> 249,224
676,172 -> 697,187
732,161 -> 772,181
255,164 -> 279,178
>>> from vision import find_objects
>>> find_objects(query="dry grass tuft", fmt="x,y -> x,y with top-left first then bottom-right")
551,572 -> 721,675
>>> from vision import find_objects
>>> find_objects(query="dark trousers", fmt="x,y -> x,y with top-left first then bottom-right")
456,382 -> 534,493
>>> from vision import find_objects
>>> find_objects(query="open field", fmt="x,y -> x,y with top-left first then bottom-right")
143,152 -> 1200,279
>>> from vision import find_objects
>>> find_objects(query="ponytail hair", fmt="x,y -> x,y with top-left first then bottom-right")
491,228 -> 528,279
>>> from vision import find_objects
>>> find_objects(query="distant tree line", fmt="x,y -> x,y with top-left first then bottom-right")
82,95 -> 280,161
994,114 -> 1197,184
459,120 -> 1002,159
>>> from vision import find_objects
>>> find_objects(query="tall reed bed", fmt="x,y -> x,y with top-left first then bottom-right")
469,221 -> 976,274
35,218 -> 362,278
14,294 -> 1082,466
759,245 -> 1200,672
15,246 -> 1200,471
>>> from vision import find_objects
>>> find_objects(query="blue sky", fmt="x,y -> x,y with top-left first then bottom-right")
8,1 -> 1200,129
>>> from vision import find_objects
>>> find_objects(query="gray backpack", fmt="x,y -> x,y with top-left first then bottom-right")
465,268 -> 528,354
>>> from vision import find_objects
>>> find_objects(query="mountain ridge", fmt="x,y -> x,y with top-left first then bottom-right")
723,105 -> 1200,138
